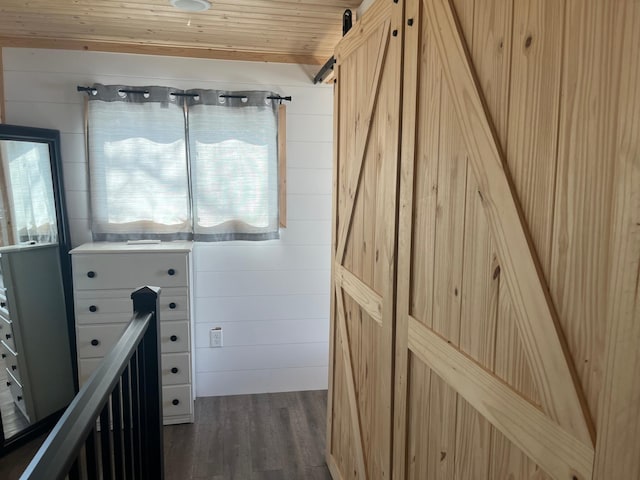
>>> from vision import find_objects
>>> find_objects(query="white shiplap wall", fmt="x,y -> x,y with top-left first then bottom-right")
2,48 -> 332,396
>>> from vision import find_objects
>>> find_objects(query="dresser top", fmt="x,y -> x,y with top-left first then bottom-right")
70,241 -> 194,254
0,242 -> 58,254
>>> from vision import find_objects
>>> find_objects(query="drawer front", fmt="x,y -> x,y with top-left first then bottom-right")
161,353 -> 191,386
162,385 -> 192,417
78,358 -> 101,385
0,316 -> 15,351
80,352 -> 191,387
72,253 -> 189,290
77,324 -> 127,359
0,291 -> 8,318
78,321 -> 189,361
76,293 -> 189,325
0,340 -> 20,383
160,321 -> 190,354
6,368 -> 29,421
0,339 -> 11,368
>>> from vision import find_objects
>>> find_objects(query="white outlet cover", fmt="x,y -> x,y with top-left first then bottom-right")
210,328 -> 223,348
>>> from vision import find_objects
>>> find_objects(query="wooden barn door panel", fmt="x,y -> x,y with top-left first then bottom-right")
394,0 -> 595,478
327,0 -> 403,479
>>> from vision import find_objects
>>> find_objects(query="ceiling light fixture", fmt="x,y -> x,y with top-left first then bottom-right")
169,0 -> 211,12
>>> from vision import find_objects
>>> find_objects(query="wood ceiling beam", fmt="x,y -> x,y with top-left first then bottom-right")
0,10 -> 343,29
0,0 -> 351,18
0,36 -> 326,65
0,19 -> 337,43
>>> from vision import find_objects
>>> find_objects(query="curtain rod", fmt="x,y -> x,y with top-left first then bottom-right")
77,86 -> 291,102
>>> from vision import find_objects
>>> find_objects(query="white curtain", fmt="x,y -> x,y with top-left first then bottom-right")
2,140 -> 57,243
187,90 -> 279,241
87,85 -> 191,241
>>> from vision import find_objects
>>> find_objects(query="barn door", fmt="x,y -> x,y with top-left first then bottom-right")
326,0 -> 403,479
392,0 -> 595,479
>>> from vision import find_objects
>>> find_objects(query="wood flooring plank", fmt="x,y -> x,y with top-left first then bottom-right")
221,407 -> 252,479
249,393 -> 282,473
293,391 -> 328,467
164,423 -> 197,480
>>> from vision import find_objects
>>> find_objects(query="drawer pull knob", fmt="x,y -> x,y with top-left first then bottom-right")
5,334 -> 11,339
11,365 -> 16,371
171,367 -> 179,374
170,335 -> 178,342
167,268 -> 176,276
169,302 -> 177,309
6,381 -> 10,387
1,354 -> 5,359
91,339 -> 100,346
172,399 -> 180,406
0,302 -> 5,308
17,396 -> 22,401
89,305 -> 98,313
87,271 -> 96,278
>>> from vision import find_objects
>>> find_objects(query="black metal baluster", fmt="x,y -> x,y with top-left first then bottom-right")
137,342 -> 148,479
85,428 -> 99,480
122,365 -> 134,480
112,380 -> 124,479
100,402 -> 112,479
68,458 -> 80,480
131,350 -> 143,479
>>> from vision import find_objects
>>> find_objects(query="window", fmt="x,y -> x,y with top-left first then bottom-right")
188,90 -> 279,241
88,86 -> 190,240
86,84 -> 281,241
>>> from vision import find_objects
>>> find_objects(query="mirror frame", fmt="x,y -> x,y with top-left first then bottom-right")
0,124 -> 77,455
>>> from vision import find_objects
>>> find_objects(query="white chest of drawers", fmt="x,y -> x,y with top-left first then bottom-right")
70,241 -> 195,425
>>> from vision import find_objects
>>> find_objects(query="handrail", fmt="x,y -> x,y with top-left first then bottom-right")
20,286 -> 164,480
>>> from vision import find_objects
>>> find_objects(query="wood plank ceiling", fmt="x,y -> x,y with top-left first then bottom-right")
0,0 -> 361,64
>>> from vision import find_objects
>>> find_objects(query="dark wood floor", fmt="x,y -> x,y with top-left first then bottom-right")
0,433 -> 46,480
164,390 -> 331,480
0,390 -> 331,480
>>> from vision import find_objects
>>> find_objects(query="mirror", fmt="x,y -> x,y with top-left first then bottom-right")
0,124 -> 75,455
0,140 -> 58,246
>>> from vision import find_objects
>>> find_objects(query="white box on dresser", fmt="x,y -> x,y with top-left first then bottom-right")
70,241 -> 195,425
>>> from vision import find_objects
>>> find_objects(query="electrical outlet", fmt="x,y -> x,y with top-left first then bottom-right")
210,327 -> 223,348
